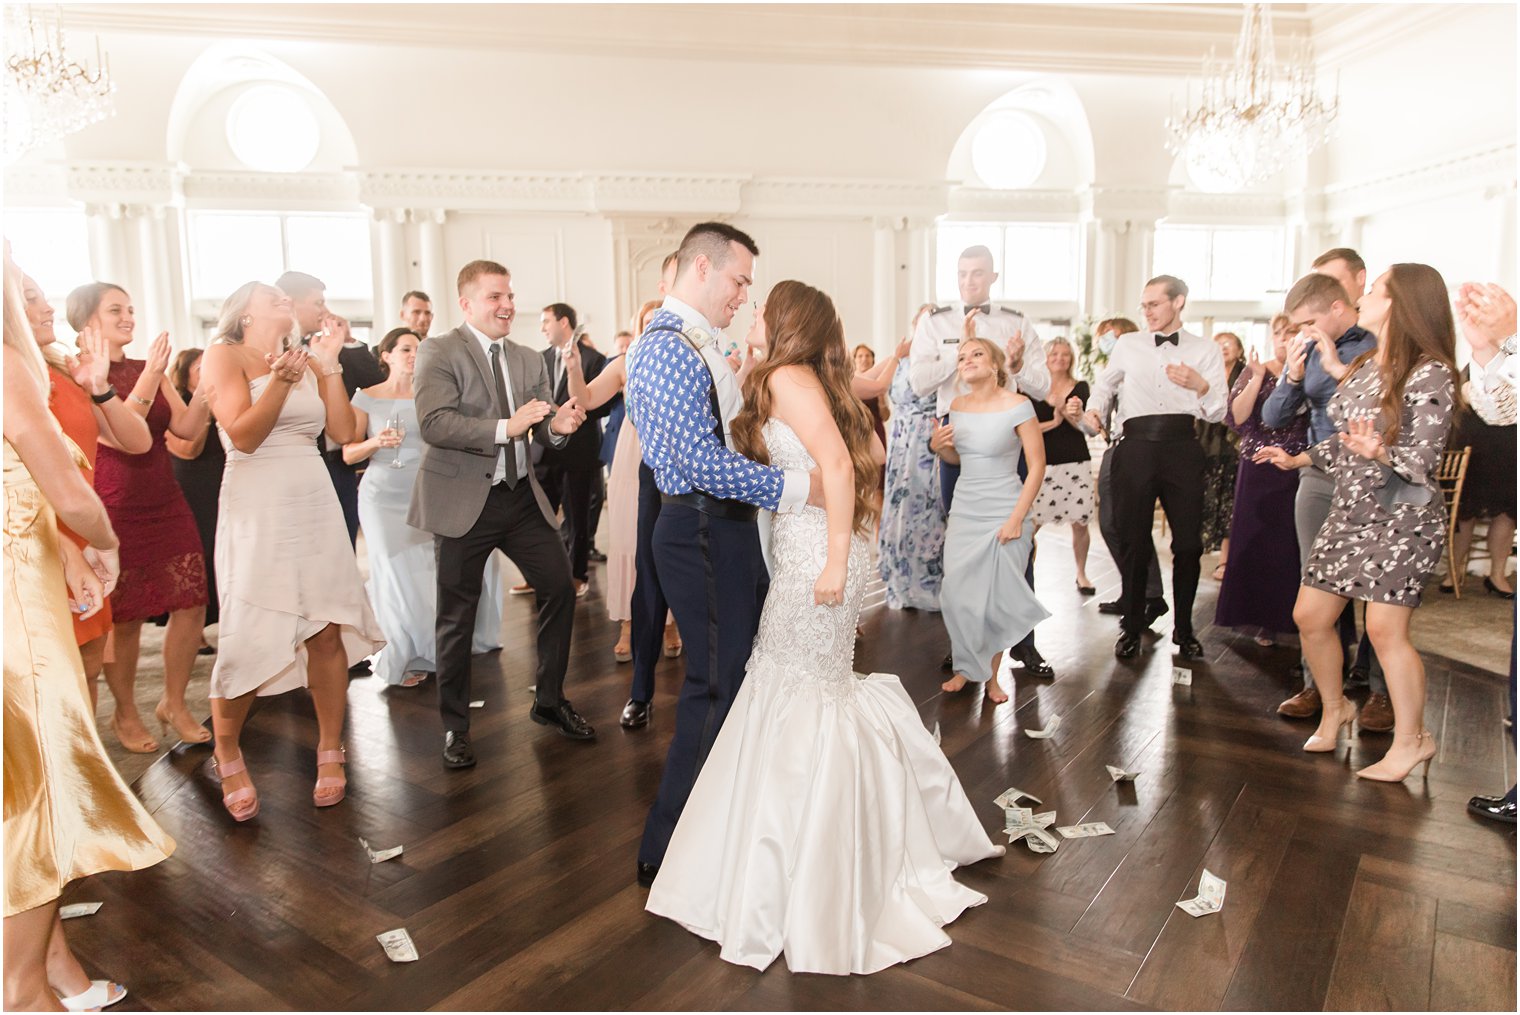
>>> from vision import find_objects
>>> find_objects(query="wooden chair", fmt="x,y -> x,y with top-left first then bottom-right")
1436,447 -> 1471,598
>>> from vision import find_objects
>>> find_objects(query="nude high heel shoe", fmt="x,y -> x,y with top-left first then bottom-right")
1356,730 -> 1437,782
1303,697 -> 1356,752
313,747 -> 347,807
155,702 -> 211,745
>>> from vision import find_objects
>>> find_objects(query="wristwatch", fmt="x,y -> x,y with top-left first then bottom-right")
89,385 -> 117,405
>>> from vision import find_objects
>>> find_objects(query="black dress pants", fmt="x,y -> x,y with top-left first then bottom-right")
435,481 -> 574,733
1111,432 -> 1205,637
628,463 -> 668,705
541,466 -> 596,582
637,504 -> 768,868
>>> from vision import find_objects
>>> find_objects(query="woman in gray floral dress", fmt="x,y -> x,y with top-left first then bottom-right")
1257,264 -> 1460,784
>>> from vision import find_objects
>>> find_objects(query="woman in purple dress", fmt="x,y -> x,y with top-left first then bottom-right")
1215,315 -> 1308,644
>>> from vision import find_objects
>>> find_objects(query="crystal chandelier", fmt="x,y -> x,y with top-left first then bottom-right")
3,5 -> 116,164
1164,3 -> 1337,193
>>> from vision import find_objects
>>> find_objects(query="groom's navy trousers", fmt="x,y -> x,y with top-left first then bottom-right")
637,503 -> 769,868
627,463 -> 669,705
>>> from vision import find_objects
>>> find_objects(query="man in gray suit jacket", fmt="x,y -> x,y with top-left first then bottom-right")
409,259 -> 593,768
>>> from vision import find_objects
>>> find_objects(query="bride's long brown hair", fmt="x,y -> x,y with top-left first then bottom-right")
732,280 -> 879,533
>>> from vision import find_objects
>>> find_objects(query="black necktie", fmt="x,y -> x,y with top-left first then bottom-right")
965,304 -> 990,315
489,343 -> 518,488
1155,332 -> 1179,346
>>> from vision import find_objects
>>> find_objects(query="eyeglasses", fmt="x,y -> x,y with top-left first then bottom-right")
1138,299 -> 1173,312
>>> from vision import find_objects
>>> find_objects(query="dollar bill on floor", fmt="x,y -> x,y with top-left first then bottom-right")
1031,810 -> 1056,828
1003,806 -> 1034,828
1057,821 -> 1115,839
377,928 -> 419,962
1176,869 -> 1227,917
59,902 -> 103,920
994,786 -> 1043,808
1024,715 -> 1062,739
931,721 -> 941,746
1106,764 -> 1140,782
1171,666 -> 1193,686
359,836 -> 404,864
1006,823 -> 1061,853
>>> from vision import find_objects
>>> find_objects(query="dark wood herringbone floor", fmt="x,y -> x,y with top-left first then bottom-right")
63,544 -> 1516,1011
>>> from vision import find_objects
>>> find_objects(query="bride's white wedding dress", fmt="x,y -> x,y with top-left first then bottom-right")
645,418 -> 1004,976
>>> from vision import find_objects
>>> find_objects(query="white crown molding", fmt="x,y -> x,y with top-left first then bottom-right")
1319,143 -> 1517,220
1307,3 -> 1455,70
741,178 -> 950,219
66,3 -> 1311,77
1167,190 -> 1289,222
180,170 -> 359,207
947,187 -> 1082,218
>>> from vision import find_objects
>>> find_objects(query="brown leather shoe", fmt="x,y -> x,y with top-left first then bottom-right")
1358,692 -> 1395,733
1277,686 -> 1321,718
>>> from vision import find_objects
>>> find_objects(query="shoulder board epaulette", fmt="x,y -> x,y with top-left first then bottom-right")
994,305 -> 1023,316
929,305 -> 955,315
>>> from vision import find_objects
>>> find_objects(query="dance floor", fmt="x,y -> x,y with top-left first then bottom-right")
67,547 -> 1515,1011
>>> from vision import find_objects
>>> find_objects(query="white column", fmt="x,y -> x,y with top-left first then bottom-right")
133,206 -> 178,345
416,209 -> 448,319
83,202 -> 128,290
904,218 -> 936,312
870,216 -> 899,351
372,208 -> 406,331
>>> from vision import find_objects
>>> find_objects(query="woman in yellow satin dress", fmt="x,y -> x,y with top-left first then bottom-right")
4,258 -> 174,1011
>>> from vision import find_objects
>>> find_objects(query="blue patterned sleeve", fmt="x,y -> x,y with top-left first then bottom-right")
635,337 -> 786,509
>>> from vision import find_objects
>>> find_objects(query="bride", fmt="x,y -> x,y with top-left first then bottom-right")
644,280 -> 1003,976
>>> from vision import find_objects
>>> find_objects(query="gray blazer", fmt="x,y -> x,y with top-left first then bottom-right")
408,324 -> 566,537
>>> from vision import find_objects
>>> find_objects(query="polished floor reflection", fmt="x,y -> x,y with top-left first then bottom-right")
64,544 -> 1516,1011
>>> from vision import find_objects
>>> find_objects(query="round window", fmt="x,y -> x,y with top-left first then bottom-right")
970,111 -> 1048,190
226,84 -> 320,173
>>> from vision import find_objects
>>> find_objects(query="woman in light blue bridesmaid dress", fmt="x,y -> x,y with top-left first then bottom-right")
934,337 -> 1051,704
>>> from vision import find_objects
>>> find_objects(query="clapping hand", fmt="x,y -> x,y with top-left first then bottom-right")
505,398 -> 553,437
69,325 -> 112,396
929,418 -> 956,456
1246,345 -> 1267,380
1062,395 -> 1085,424
962,307 -> 982,340
1339,415 -> 1385,460
143,331 -> 172,377
549,396 -> 587,435
309,316 -> 345,372
1005,329 -> 1025,372
1457,283 -> 1518,349
266,346 -> 310,385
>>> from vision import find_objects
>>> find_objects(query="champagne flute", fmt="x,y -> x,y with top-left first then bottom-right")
385,413 -> 407,469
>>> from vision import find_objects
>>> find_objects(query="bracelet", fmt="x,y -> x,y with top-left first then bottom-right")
320,364 -> 343,377
89,385 -> 117,405
129,393 -> 153,407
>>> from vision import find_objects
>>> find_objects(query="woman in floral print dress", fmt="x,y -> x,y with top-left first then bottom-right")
1257,264 -> 1460,784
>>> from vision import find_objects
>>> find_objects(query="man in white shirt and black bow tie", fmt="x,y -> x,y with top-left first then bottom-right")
1086,275 -> 1227,662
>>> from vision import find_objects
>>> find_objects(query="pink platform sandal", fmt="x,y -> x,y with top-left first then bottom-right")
314,747 -> 347,807
212,754 -> 259,822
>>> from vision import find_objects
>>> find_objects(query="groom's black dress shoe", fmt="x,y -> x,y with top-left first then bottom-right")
636,862 -> 659,888
1115,631 -> 1141,659
940,651 -> 954,672
620,699 -> 651,729
1468,793 -> 1518,823
1098,598 -> 1123,615
1174,634 -> 1204,661
1009,643 -> 1055,679
442,731 -> 475,769
531,700 -> 596,740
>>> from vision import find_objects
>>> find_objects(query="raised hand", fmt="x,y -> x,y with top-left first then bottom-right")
1005,329 -> 1025,372
505,398 -> 554,437
1457,282 -> 1518,349
143,331 -> 172,377
893,336 -> 912,361
962,308 -> 982,340
1246,345 -> 1266,380
1339,415 -> 1385,460
1283,332 -> 1309,383
265,346 -> 310,385
321,313 -> 352,345
1307,325 -> 1347,381
549,396 -> 587,436
308,319 -> 345,371
560,339 -> 581,372
69,325 -> 112,395
813,560 -> 846,608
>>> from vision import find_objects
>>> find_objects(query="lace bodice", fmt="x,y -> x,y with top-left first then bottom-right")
749,419 -> 870,695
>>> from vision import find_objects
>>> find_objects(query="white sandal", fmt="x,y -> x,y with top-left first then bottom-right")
58,979 -> 127,1011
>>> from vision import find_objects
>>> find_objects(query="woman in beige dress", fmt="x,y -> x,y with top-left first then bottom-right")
199,282 -> 384,820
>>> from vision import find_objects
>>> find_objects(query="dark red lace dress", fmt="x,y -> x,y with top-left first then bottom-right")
93,359 -> 207,623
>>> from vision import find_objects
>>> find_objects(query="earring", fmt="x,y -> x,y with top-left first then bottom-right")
240,316 -> 252,328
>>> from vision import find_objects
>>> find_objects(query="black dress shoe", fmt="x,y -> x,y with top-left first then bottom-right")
1143,597 -> 1170,627
588,548 -> 608,563
620,699 -> 651,729
442,731 -> 475,769
1115,631 -> 1141,659
1344,665 -> 1370,691
1484,577 -> 1517,600
940,651 -> 954,672
1468,793 -> 1518,823
348,659 -> 372,676
531,700 -> 596,740
636,861 -> 660,888
1010,643 -> 1054,678
1174,634 -> 1204,660
1098,599 -> 1123,615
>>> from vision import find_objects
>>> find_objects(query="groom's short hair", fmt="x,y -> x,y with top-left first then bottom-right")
457,259 -> 510,296
676,222 -> 759,277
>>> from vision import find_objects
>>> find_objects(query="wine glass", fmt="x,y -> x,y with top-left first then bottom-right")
385,414 -> 407,469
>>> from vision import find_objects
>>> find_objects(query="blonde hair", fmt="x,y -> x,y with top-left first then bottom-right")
4,258 -> 50,398
16,271 -> 71,371
634,299 -> 662,334
213,281 -> 265,345
958,336 -> 1008,388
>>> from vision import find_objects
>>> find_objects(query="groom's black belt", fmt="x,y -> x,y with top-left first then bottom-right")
661,491 -> 758,522
1121,414 -> 1197,442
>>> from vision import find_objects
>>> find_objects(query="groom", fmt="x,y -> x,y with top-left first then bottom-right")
625,222 -> 816,887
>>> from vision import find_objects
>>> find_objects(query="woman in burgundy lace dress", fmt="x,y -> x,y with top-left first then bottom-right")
68,282 -> 213,753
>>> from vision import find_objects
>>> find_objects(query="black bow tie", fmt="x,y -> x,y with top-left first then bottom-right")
965,304 -> 990,315
1155,332 -> 1179,346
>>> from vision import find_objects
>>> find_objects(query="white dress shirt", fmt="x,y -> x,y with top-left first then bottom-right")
1086,328 -> 1228,427
908,301 -> 1048,417
465,321 -> 529,485
658,295 -> 806,513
